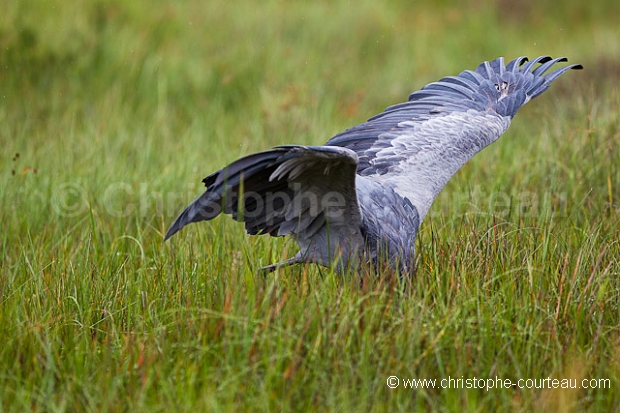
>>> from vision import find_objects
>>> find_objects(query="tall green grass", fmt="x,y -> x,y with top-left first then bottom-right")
1,0 -> 619,411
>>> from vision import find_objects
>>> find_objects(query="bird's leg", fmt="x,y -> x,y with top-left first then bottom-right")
257,257 -> 301,274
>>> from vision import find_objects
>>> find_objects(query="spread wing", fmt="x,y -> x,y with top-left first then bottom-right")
325,56 -> 582,220
166,55 -> 582,272
165,145 -> 364,270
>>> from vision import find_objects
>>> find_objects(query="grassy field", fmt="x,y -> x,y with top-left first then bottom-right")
2,0 -> 620,411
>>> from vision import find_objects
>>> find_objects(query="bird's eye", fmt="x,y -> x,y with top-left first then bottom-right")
494,83 -> 500,91
501,81 -> 508,90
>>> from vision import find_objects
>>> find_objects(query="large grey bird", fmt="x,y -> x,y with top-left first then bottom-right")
165,56 -> 582,274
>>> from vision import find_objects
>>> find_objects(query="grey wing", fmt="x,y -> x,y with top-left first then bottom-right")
165,145 -> 364,269
325,56 -> 582,220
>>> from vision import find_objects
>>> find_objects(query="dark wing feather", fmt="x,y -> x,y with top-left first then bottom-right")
165,145 -> 364,268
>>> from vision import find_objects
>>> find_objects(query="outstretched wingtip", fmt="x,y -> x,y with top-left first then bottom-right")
163,224 -> 180,241
164,209 -> 190,241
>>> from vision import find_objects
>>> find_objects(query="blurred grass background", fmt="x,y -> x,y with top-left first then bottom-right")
1,0 -> 619,411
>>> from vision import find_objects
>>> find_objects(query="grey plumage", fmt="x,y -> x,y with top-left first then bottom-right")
165,56 -> 582,274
